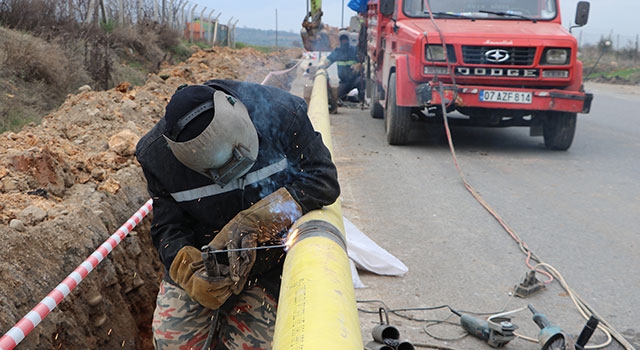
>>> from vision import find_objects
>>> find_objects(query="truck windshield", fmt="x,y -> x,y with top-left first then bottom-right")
404,0 -> 557,21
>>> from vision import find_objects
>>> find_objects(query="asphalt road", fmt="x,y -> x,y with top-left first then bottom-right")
319,82 -> 639,349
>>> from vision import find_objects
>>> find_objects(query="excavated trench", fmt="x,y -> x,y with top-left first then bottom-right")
0,47 -> 302,349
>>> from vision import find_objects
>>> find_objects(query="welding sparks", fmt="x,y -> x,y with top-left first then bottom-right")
284,228 -> 300,251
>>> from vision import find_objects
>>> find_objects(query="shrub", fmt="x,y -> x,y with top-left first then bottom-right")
0,26 -> 91,132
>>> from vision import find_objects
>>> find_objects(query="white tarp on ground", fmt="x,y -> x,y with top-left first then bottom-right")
344,216 -> 408,288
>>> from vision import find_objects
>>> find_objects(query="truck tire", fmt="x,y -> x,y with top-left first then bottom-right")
370,81 -> 384,119
543,111 -> 577,151
385,73 -> 412,145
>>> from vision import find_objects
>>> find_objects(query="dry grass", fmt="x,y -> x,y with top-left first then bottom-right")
0,27 -> 89,131
0,2 -> 189,133
580,45 -> 640,85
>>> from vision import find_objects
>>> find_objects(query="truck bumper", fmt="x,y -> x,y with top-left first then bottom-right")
416,83 -> 593,114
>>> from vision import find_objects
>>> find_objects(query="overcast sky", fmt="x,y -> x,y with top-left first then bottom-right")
190,0 -> 639,44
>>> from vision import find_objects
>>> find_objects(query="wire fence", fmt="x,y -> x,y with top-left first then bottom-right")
0,0 -> 237,46
575,29 -> 640,52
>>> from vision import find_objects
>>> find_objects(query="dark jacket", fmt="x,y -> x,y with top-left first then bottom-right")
136,79 -> 340,293
327,44 -> 361,83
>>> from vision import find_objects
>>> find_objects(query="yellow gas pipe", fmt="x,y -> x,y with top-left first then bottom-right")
272,70 -> 363,349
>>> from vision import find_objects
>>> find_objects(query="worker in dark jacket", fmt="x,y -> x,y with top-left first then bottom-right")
136,79 -> 340,349
321,30 -> 364,103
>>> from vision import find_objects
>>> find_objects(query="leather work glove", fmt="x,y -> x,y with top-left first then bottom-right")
351,62 -> 362,73
169,246 -> 234,310
210,187 -> 302,293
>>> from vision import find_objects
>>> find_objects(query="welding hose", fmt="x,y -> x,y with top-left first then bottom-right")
420,8 -> 628,347
272,68 -> 363,349
432,82 -> 626,349
0,199 -> 153,350
428,58 -> 631,349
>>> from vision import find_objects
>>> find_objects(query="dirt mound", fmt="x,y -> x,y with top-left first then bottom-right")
0,46 -> 302,349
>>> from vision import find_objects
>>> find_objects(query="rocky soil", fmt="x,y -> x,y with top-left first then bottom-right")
0,46 -> 302,349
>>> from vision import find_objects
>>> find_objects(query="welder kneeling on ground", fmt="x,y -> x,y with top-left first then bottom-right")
319,30 -> 364,104
136,80 -> 340,349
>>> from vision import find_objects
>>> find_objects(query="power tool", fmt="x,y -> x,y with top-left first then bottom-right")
528,304 -> 574,350
528,304 -> 600,350
460,313 -> 518,348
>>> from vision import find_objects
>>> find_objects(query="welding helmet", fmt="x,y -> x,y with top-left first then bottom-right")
163,85 -> 258,187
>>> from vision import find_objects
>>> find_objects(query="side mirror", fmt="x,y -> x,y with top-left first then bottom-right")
380,0 -> 395,17
574,1 -> 590,27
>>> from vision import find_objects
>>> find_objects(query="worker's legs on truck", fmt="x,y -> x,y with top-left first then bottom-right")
338,77 -> 364,104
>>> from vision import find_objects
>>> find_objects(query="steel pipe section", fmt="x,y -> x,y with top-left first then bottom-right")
272,70 -> 363,349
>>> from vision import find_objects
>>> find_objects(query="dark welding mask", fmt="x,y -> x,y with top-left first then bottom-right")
339,30 -> 350,49
164,90 -> 258,187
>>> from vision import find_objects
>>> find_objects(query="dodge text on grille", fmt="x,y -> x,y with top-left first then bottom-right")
456,67 -> 540,78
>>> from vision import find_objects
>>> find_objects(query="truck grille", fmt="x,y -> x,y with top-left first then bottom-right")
462,46 -> 536,65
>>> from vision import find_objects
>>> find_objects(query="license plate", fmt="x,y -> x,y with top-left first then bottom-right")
480,90 -> 532,104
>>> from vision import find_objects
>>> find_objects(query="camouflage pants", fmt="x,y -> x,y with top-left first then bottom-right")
152,280 -> 277,350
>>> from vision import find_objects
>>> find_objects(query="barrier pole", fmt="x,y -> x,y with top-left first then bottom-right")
0,199 -> 154,350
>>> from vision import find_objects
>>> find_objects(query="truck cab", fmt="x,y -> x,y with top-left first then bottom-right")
366,0 -> 592,150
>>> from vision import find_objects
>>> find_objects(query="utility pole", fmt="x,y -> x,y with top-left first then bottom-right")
633,34 -> 640,62
341,0 -> 345,28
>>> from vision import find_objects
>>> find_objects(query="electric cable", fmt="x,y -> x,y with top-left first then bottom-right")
533,262 -> 615,349
433,80 -> 630,348
434,81 -> 627,349
412,343 -> 461,350
354,2 -> 632,348
418,2 -> 633,348
426,38 -> 634,350
356,297 -> 525,345
423,314 -> 468,342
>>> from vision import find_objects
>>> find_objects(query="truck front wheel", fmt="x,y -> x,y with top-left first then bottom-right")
385,73 -> 412,145
543,111 -> 577,151
370,81 -> 384,119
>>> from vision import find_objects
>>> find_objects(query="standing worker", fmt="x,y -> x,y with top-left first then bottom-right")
320,30 -> 364,104
136,80 -> 340,349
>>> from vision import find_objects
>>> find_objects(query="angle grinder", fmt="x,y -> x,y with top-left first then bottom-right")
460,313 -> 518,348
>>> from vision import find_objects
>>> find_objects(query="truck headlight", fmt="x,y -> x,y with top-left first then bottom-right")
426,45 -> 446,61
542,48 -> 570,65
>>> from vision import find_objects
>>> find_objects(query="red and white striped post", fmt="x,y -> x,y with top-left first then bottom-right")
0,199 -> 154,350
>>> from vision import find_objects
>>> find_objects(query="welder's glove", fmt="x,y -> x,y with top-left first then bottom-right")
210,187 -> 303,293
169,246 -> 234,310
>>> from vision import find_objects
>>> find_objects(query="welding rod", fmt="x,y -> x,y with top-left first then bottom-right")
208,244 -> 288,254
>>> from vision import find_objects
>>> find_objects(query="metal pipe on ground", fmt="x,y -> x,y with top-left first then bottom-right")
272,69 -> 362,349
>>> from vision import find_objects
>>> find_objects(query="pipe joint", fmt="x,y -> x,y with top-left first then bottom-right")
287,219 -> 346,252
